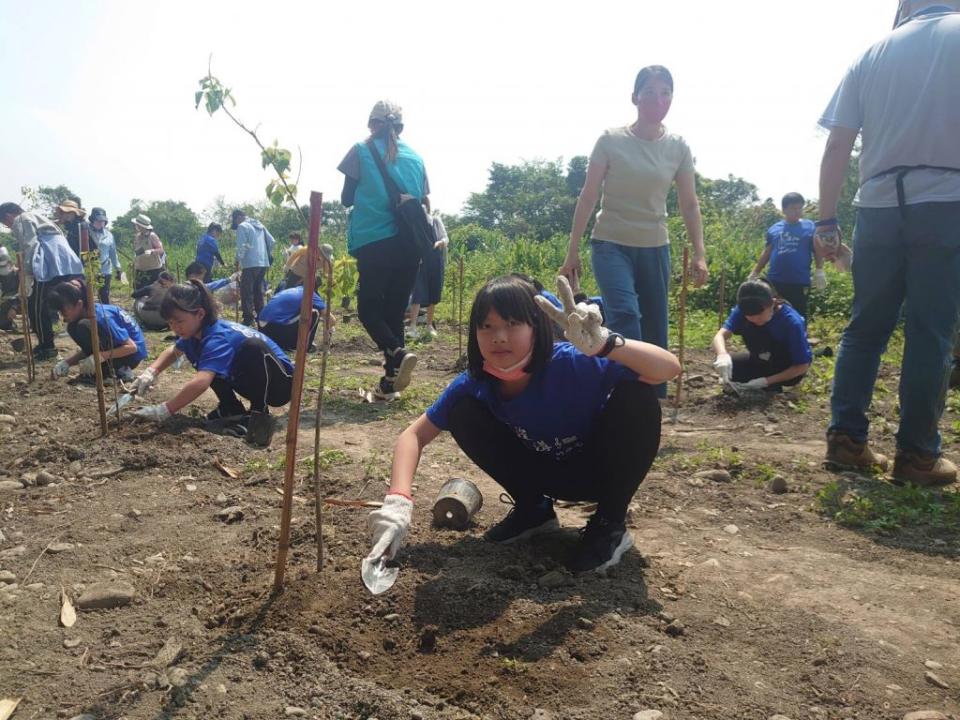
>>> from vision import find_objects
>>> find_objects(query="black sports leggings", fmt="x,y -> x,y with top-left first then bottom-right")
67,318 -> 141,373
447,380 -> 661,523
209,337 -> 293,415
355,236 -> 420,359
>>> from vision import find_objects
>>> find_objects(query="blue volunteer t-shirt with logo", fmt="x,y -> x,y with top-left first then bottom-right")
97,304 -> 148,363
175,319 -> 293,382
426,342 -> 637,460
258,286 -> 326,325
723,304 -> 812,365
765,219 -> 816,286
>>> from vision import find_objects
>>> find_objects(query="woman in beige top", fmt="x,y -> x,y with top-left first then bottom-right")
560,65 -> 707,396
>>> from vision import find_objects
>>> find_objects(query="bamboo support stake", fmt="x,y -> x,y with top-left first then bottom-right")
15,253 -> 35,382
718,267 -> 726,329
273,191 -> 322,593
313,238 -> 334,572
457,255 -> 465,359
80,225 -> 109,436
673,245 -> 690,421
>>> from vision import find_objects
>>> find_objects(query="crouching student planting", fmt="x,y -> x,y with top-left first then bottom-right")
47,280 -> 147,381
128,280 -> 294,447
712,278 -> 811,393
365,274 -> 680,575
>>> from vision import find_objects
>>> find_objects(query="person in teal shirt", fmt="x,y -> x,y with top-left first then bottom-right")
338,100 -> 430,400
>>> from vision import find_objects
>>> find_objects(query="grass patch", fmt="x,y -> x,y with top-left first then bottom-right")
816,479 -> 960,532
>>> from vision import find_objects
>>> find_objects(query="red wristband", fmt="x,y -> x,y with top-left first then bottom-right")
387,491 -> 413,502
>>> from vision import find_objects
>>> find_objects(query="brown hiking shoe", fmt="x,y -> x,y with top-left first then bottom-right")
892,452 -> 957,487
825,432 -> 889,471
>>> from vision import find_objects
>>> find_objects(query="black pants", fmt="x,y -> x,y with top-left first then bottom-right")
240,267 -> 268,325
355,237 -> 420,363
770,281 -> 808,319
260,309 -> 320,352
447,381 -> 662,523
67,318 -> 141,374
99,274 -> 112,305
209,337 -> 293,415
732,321 -> 804,390
29,274 -> 81,350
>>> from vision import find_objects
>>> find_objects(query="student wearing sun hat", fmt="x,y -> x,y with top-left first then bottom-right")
55,199 -> 94,256
132,213 -> 166,289
89,208 -> 121,304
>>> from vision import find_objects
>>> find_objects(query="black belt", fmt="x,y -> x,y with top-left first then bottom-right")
867,164 -> 960,217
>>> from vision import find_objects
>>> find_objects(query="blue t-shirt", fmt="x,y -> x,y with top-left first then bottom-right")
258,286 -> 326,325
175,319 -> 293,382
205,278 -> 231,292
765,219 -> 816,286
723,304 -> 812,366
95,304 -> 148,363
195,233 -> 221,271
426,342 -> 638,461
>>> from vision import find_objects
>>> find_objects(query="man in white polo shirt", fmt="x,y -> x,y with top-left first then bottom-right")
817,1 -> 960,486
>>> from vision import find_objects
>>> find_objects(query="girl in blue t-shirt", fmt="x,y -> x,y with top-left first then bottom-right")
711,278 -> 812,393
46,280 -> 147,382
128,281 -> 294,447
365,275 -> 680,576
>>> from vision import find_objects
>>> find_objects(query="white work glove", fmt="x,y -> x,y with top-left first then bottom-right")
813,268 -> 827,290
534,276 -> 609,356
713,353 -> 733,383
433,238 -> 448,250
52,359 -> 71,378
77,355 -> 97,377
730,377 -> 767,393
131,403 -> 171,423
129,368 -> 156,396
814,223 -> 842,259
366,494 -> 413,562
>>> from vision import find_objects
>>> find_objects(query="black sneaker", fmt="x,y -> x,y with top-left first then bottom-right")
33,347 -> 57,361
483,496 -> 559,544
565,515 -> 633,573
386,348 -> 417,392
246,411 -> 275,447
206,405 -> 247,422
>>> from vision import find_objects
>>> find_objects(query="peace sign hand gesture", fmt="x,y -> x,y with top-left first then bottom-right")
534,276 -> 609,356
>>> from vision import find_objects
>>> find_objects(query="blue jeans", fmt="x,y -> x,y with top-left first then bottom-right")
590,240 -> 671,397
830,201 -> 960,456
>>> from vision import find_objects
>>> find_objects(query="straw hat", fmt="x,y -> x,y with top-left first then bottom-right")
132,214 -> 153,230
57,199 -> 86,218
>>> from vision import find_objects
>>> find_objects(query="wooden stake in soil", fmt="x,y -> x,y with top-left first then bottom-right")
457,254 -> 465,359
273,191 -> 323,593
718,266 -> 726,329
80,224 -> 109,436
673,245 -> 690,422
15,253 -> 35,382
313,238 -> 334,572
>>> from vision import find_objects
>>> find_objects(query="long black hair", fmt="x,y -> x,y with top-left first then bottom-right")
160,280 -> 218,325
467,275 -> 554,380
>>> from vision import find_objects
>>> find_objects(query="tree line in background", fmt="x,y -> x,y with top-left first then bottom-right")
12,146 -> 859,321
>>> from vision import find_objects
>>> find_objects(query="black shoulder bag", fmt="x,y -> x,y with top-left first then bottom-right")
365,139 -> 436,260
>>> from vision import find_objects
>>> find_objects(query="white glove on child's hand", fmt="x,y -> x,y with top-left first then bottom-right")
77,355 -> 97,377
814,268 -> 827,290
129,368 -> 156,396
534,276 -> 609,356
366,494 -> 413,562
731,377 -> 768,393
53,360 -> 71,378
131,403 -> 171,422
713,353 -> 733,383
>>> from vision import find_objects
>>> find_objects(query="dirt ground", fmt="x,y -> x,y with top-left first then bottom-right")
1,310 -> 958,720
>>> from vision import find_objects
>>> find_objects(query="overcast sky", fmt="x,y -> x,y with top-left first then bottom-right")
0,0 -> 891,223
